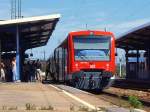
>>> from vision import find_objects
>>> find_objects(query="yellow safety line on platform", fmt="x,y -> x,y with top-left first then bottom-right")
50,84 -> 62,91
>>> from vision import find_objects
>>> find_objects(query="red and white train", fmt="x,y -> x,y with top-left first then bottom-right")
47,30 -> 116,90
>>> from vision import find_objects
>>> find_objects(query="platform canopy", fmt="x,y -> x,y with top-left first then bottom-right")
116,21 -> 150,50
0,14 -> 61,52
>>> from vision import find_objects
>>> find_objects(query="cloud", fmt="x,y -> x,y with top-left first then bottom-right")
93,18 -> 150,36
115,18 -> 150,29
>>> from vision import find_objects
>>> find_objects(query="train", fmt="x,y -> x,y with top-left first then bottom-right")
46,30 -> 116,90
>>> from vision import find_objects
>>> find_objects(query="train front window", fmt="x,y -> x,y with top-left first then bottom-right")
73,36 -> 111,61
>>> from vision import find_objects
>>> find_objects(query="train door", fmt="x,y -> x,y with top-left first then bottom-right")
62,48 -> 65,82
54,49 -> 59,81
55,47 -> 67,82
58,47 -> 64,82
62,47 -> 67,82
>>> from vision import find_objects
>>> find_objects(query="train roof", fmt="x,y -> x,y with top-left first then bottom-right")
56,30 -> 115,48
68,30 -> 114,36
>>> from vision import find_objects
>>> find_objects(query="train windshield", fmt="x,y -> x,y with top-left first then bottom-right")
73,35 -> 111,61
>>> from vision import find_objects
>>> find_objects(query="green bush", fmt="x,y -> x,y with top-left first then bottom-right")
25,103 -> 36,110
8,106 -> 18,110
128,96 -> 143,108
40,105 -> 54,110
78,106 -> 89,111
70,104 -> 75,111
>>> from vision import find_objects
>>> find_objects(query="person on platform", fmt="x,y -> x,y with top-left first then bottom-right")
0,61 -> 5,82
45,62 -> 50,81
30,61 -> 36,82
11,57 -> 17,82
35,59 -> 42,82
26,61 -> 31,82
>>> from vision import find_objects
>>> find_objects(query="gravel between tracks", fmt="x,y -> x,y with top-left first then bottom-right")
101,87 -> 150,112
105,87 -> 150,103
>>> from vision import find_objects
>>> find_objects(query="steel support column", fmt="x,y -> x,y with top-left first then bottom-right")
136,50 -> 139,79
0,39 -> 1,78
16,24 -> 20,81
125,50 -> 129,79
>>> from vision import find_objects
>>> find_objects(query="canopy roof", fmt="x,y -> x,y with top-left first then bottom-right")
116,21 -> 150,50
0,14 -> 60,52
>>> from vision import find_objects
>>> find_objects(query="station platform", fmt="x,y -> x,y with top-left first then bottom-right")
0,82 -> 142,112
0,82 -> 115,111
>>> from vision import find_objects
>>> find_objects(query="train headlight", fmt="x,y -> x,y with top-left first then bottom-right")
106,64 -> 109,70
106,64 -> 109,67
75,63 -> 78,67
90,31 -> 94,35
75,64 -> 79,70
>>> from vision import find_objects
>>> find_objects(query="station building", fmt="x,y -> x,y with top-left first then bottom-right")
116,22 -> 150,81
0,14 -> 60,82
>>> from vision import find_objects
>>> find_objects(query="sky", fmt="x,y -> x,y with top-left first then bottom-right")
0,0 -> 150,60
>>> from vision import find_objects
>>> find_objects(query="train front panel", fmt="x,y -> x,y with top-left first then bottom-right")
67,31 -> 115,90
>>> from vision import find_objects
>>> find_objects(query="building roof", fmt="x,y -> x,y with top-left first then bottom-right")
0,14 -> 61,52
116,21 -> 150,50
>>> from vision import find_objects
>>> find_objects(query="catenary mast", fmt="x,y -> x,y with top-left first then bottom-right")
11,0 -> 22,19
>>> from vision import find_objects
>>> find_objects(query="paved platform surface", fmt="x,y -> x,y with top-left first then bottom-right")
0,83 -> 133,112
0,83 -> 83,111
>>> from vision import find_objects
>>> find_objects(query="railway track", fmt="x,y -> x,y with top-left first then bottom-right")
112,79 -> 150,92
90,87 -> 150,112
43,80 -> 150,111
